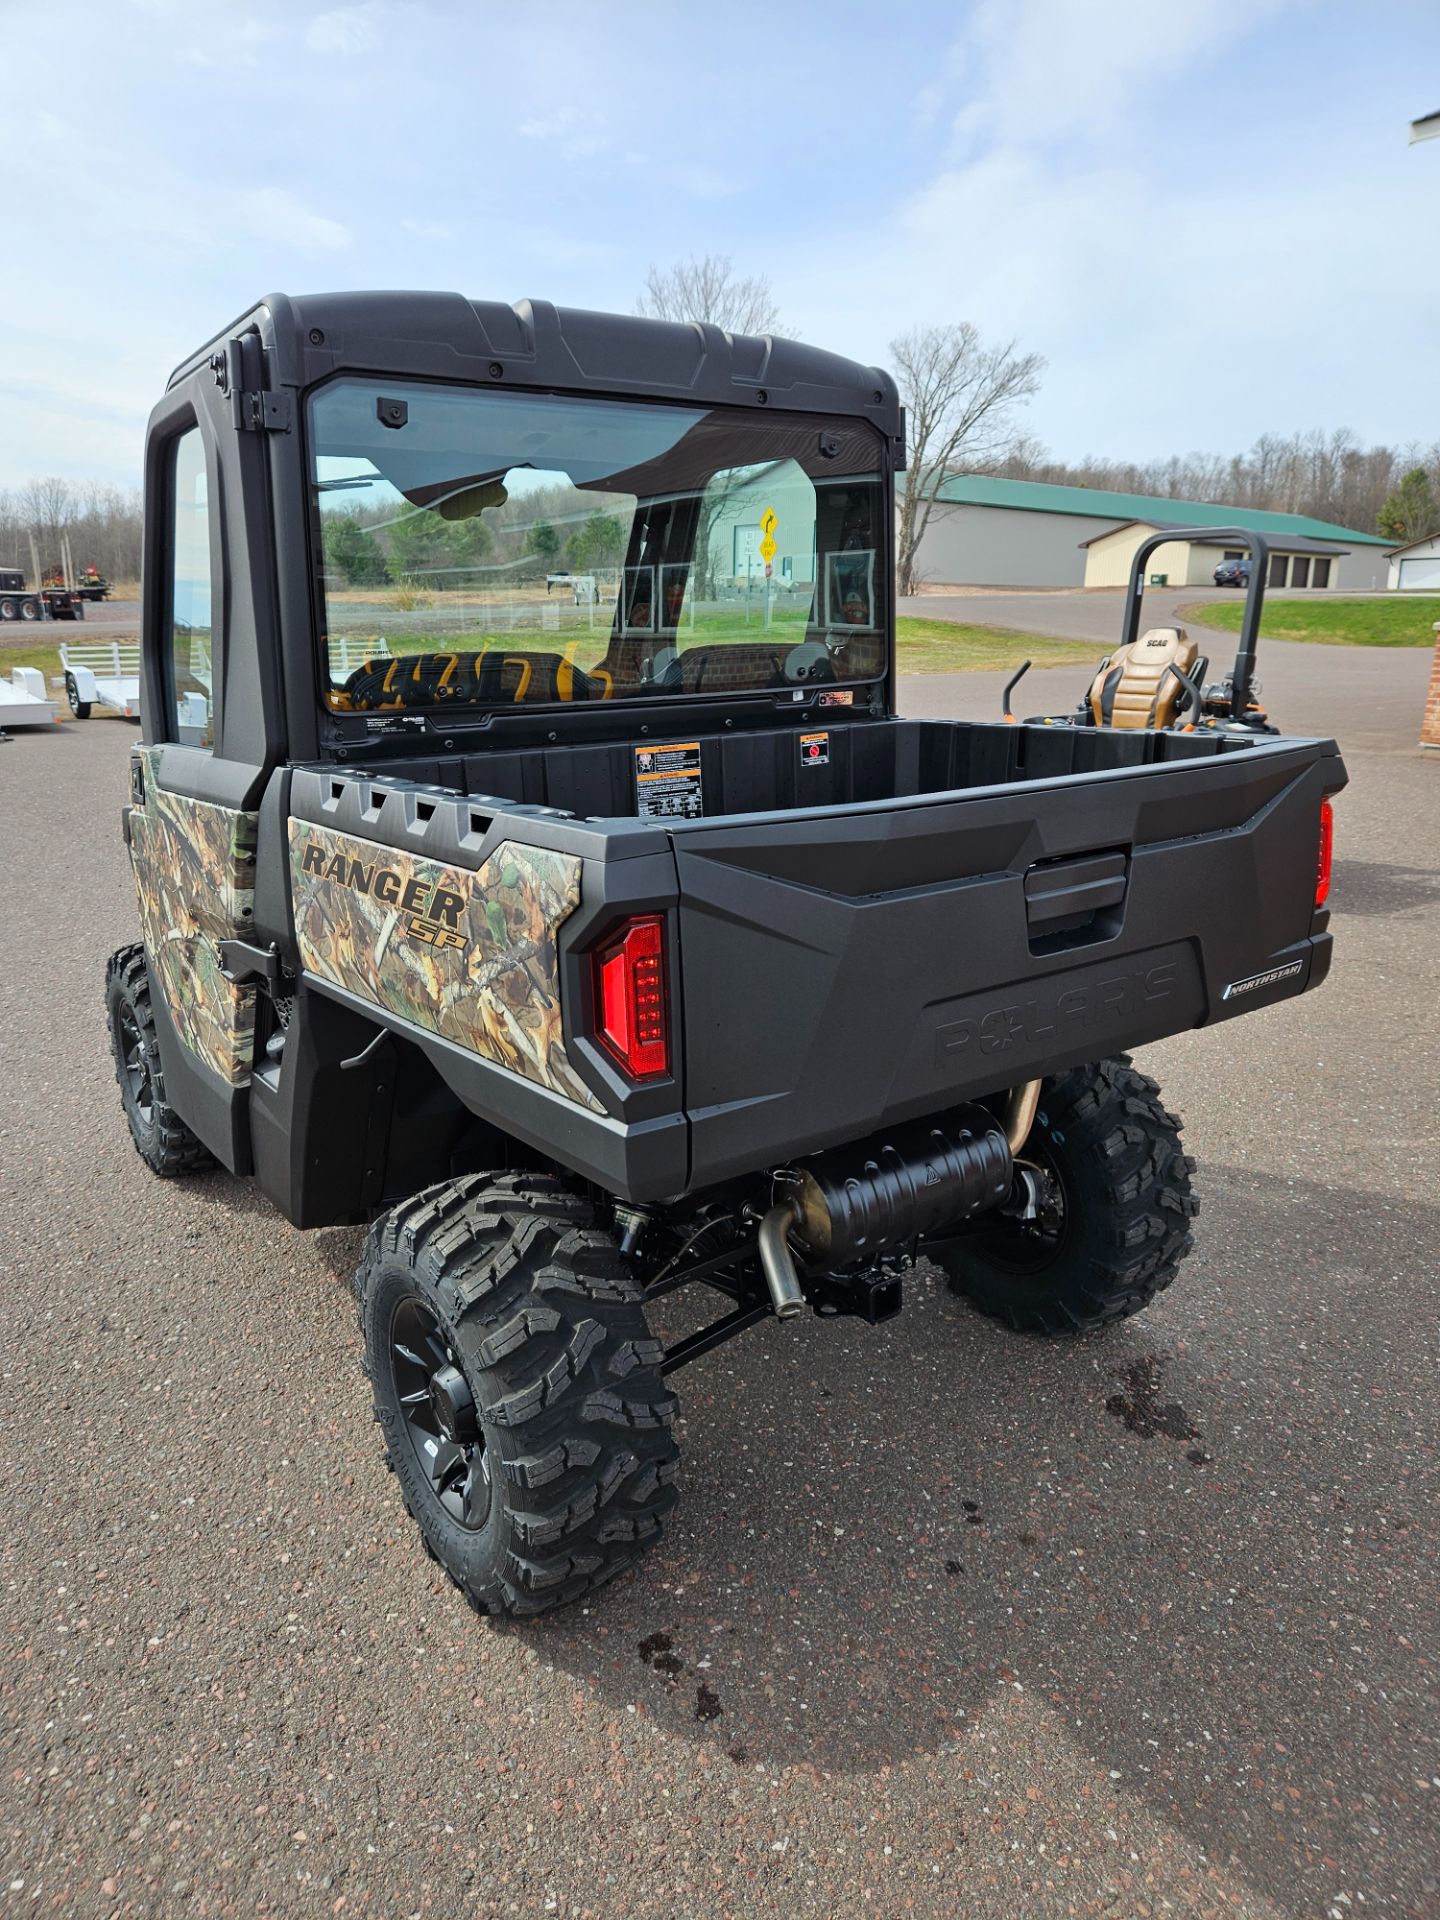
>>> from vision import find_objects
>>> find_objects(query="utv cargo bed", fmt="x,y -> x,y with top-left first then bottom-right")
276,713 -> 1342,1200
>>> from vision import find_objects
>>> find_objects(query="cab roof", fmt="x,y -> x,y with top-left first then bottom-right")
169,290 -> 904,447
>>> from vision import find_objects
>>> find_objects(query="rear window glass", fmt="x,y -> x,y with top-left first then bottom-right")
309,379 -> 887,711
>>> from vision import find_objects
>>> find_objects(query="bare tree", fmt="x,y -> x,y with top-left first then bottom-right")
891,323 -> 1045,594
637,254 -> 787,336
0,477 -> 144,585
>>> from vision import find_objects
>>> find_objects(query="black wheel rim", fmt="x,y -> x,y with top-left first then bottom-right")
117,1003 -> 155,1125
389,1296 -> 491,1531
971,1134 -> 1072,1277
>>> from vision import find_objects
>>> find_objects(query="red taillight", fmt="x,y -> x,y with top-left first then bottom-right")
1315,797 -> 1334,908
594,916 -> 669,1078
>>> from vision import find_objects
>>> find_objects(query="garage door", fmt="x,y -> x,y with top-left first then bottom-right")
1397,555 -> 1440,589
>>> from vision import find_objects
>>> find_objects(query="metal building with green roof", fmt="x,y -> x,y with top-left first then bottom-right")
904,473 -> 1391,592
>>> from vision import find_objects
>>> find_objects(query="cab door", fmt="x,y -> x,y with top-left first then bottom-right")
125,366 -> 279,1170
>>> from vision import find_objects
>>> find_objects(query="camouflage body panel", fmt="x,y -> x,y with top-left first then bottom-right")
127,746 -> 258,1086
289,822 -> 602,1113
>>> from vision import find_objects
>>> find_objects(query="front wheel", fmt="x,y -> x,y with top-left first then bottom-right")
932,1056 -> 1198,1334
105,946 -> 215,1176
360,1174 -> 679,1617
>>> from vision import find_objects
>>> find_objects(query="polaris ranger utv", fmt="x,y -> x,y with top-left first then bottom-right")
108,292 -> 1344,1617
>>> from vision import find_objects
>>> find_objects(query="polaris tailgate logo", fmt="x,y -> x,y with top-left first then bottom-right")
933,948 -> 1196,1066
1221,960 -> 1304,1001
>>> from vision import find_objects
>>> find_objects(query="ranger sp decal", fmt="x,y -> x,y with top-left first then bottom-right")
289,823 -> 602,1112
296,843 -> 469,955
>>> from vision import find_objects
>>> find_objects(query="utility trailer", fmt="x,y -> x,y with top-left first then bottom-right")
58,638 -> 142,720
0,664 -> 59,733
105,292 -> 1345,1618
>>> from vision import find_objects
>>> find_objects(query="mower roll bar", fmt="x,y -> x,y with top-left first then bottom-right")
1121,526 -> 1270,721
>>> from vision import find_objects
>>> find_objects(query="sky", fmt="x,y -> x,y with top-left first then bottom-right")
1,0 -> 1437,489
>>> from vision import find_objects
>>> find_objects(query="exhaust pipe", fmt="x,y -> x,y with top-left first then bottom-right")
775,1105 -> 1013,1271
1003,1079 -> 1042,1156
757,1201 -> 807,1318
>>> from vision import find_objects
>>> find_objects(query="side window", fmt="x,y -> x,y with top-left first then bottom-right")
169,427 -> 214,748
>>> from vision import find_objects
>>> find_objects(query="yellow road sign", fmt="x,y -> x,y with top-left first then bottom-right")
760,508 -> 778,537
758,534 -> 777,564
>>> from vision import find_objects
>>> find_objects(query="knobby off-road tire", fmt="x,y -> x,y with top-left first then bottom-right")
359,1173 -> 679,1618
935,1056 -> 1198,1334
105,945 -> 215,1176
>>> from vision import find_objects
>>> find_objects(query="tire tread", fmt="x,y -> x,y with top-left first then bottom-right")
359,1175 -> 678,1619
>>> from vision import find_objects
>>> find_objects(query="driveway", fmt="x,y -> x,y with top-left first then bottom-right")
0,678 -> 1435,1917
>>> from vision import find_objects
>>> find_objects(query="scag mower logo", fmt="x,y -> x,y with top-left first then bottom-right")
298,841 -> 469,953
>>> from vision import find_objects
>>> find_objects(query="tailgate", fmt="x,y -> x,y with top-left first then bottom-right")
672,736 -> 1344,1188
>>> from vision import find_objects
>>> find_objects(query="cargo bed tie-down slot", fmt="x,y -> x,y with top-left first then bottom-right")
1024,850 -> 1129,955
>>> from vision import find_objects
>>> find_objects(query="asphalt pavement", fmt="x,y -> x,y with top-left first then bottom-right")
1,648 -> 1436,1918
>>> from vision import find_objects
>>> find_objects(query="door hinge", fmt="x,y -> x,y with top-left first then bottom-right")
218,937 -> 283,983
238,389 -> 293,433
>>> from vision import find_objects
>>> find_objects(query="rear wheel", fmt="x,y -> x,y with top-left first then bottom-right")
19,597 -> 39,622
933,1056 -> 1198,1334
65,673 -> 91,719
360,1173 -> 679,1617
0,597 -> 15,621
105,946 -> 214,1176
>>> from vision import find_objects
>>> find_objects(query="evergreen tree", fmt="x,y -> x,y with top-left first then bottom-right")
322,513 -> 388,586
1378,467 -> 1440,545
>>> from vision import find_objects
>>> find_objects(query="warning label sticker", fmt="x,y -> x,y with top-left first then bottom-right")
635,741 -> 704,819
799,731 -> 830,767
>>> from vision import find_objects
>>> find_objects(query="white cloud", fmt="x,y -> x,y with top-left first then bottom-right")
780,0 -> 1440,461
306,4 -> 383,55
517,106 -> 610,159
235,187 -> 351,251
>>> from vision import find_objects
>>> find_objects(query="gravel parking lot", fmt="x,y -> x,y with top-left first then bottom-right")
1,648 -> 1436,1918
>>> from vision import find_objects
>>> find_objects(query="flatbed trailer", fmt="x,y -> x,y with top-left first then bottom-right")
0,665 -> 60,731
0,568 -> 87,623
58,639 -> 141,719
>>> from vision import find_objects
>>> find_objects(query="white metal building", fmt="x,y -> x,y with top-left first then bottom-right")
905,475 -> 1392,591
1386,532 -> 1440,591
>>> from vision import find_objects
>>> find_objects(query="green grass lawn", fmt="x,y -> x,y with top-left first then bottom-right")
1178,596 -> 1440,647
894,616 -> 1098,674
0,635 -> 66,678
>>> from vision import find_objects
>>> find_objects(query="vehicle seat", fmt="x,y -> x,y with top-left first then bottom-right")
1088,626 -> 1199,729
